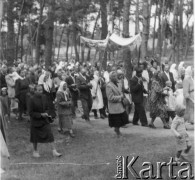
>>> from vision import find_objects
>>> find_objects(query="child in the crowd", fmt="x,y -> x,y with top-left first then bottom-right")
0,88 -> 11,126
164,81 -> 176,124
171,105 -> 192,162
174,81 -> 184,107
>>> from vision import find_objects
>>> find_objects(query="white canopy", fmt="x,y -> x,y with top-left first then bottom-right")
80,33 -> 142,52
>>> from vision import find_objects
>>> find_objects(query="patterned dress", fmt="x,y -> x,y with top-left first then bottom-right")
149,80 -> 168,120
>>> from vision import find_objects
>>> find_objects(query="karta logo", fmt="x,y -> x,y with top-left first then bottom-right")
115,156 -> 194,179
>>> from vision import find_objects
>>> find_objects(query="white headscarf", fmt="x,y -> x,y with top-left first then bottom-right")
57,81 -> 68,101
185,66 -> 193,79
170,63 -> 178,81
38,71 -> 53,92
178,61 -> 185,71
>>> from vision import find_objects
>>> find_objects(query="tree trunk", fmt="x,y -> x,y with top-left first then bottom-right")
66,30 -> 70,61
35,0 -> 45,64
15,0 -> 25,61
141,0 -> 150,60
45,0 -> 55,68
179,0 -> 183,61
6,0 -> 15,66
86,9 -> 100,61
57,25 -> 65,61
20,22 -> 24,61
107,0 -> 113,33
122,0 -> 132,81
71,0 -> 79,62
159,0 -> 166,59
171,0 -> 178,63
0,0 -> 4,60
152,2 -> 158,55
135,0 -> 139,34
100,0 -> 108,70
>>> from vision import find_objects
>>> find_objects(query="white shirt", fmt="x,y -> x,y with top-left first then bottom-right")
164,71 -> 170,81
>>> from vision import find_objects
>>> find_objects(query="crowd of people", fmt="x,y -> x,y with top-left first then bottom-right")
0,57 -> 194,162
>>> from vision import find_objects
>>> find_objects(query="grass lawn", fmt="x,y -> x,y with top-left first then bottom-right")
1,112 -> 194,180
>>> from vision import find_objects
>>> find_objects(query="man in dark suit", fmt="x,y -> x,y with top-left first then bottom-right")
66,70 -> 79,117
161,63 -> 175,92
76,68 -> 92,121
130,67 -> 148,126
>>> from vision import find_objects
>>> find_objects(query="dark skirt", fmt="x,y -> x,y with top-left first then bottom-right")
30,124 -> 54,143
108,111 -> 129,128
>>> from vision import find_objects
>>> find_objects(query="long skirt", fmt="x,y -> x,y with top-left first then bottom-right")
108,111 -> 129,128
30,124 -> 54,143
184,99 -> 194,124
58,114 -> 73,130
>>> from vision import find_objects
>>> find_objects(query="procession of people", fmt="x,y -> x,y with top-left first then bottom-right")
0,57 -> 194,162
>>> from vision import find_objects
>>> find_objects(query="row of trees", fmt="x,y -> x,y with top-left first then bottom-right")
0,0 -> 194,73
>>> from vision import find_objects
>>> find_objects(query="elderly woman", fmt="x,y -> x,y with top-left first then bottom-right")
149,71 -> 170,129
56,81 -> 75,137
38,71 -> 56,120
106,71 -> 129,137
29,84 -> 61,158
90,71 -> 104,119
183,66 -> 194,124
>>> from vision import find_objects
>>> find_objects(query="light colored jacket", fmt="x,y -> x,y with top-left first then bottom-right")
183,77 -> 194,102
106,81 -> 125,114
5,75 -> 15,98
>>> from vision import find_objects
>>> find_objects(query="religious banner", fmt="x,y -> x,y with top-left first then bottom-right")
80,36 -> 109,51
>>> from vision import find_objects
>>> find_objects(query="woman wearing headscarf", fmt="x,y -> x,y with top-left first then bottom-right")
56,81 -> 75,137
106,71 -> 129,137
170,63 -> 178,83
29,84 -> 62,158
15,69 -> 30,120
178,61 -> 185,81
183,66 -> 194,124
149,71 -> 170,129
90,71 -> 104,119
38,71 -> 56,120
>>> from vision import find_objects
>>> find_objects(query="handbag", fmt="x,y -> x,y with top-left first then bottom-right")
45,115 -> 54,124
122,96 -> 130,107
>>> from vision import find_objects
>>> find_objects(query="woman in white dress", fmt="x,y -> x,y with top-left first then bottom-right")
90,71 -> 104,119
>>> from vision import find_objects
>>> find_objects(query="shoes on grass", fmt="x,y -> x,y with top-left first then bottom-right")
52,149 -> 62,157
164,125 -> 170,129
33,151 -> 40,158
149,124 -> 156,129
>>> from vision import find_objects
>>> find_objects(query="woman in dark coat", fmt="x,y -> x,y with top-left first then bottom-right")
15,69 -> 29,120
29,84 -> 61,158
149,71 -> 169,129
106,71 -> 129,137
